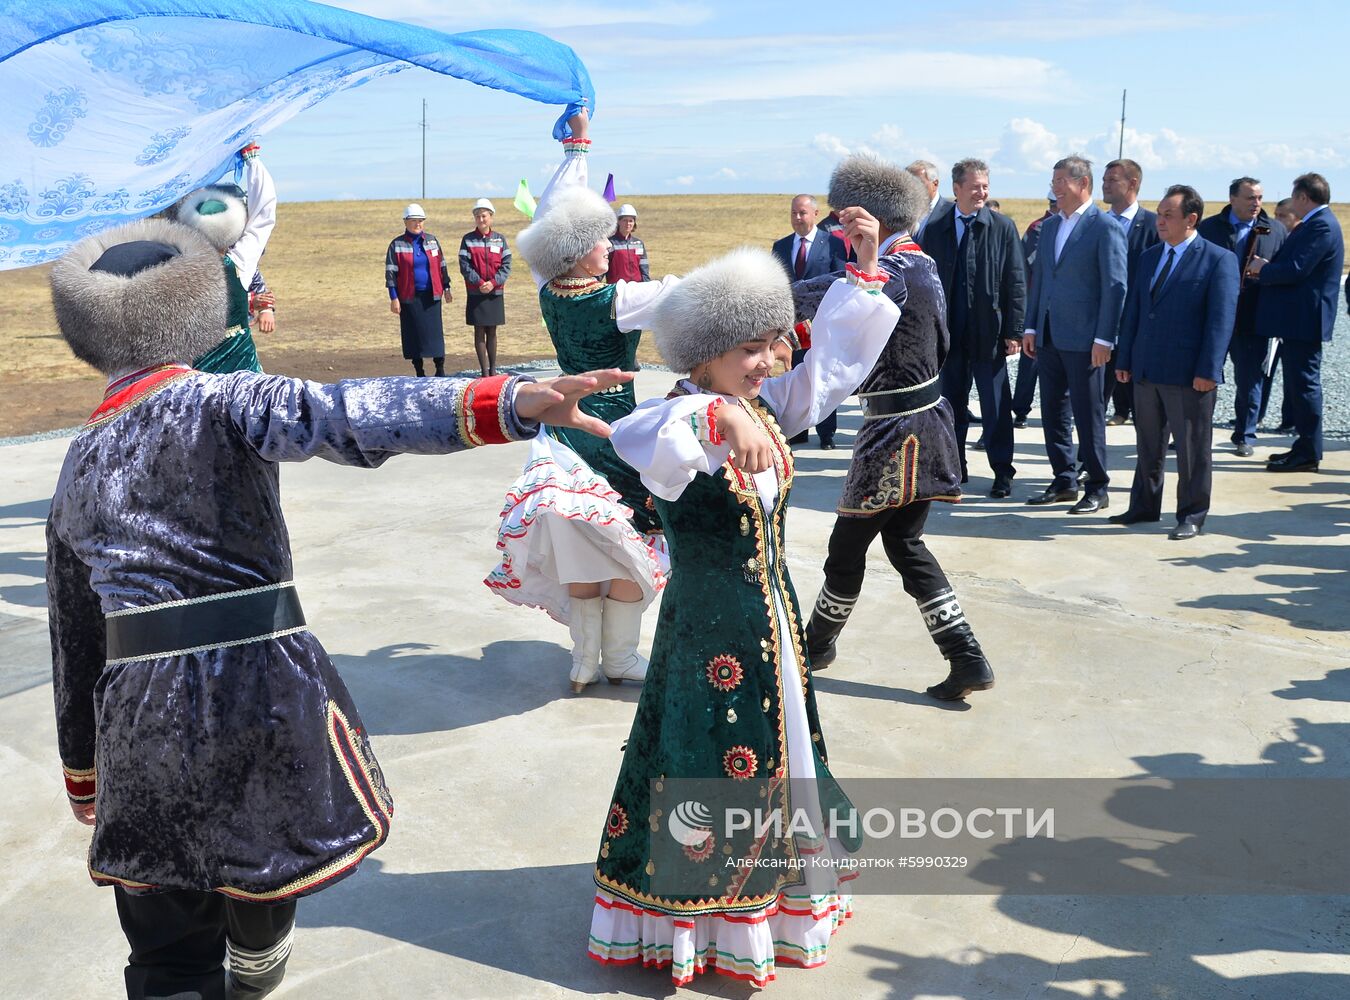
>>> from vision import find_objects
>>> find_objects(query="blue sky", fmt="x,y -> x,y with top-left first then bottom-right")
264,0 -> 1350,207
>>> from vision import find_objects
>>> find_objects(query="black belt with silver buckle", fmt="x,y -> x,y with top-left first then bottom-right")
860,379 -> 942,419
105,583 -> 306,662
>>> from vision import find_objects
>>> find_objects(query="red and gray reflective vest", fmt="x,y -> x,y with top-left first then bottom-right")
386,231 -> 447,301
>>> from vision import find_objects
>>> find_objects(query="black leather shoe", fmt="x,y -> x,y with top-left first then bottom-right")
989,475 -> 1014,499
1267,450 -> 1292,462
1233,443 -> 1254,457
1267,457 -> 1319,473
1109,511 -> 1159,525
1026,487 -> 1078,506
1077,467 -> 1089,484
1068,493 -> 1109,514
1013,416 -> 1028,429
1106,413 -> 1129,426
820,439 -> 835,450
1169,523 -> 1201,540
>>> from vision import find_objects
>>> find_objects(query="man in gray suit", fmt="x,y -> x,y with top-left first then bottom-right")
908,160 -> 953,242
1022,155 -> 1129,513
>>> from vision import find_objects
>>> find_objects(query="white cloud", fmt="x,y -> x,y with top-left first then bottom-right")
715,167 -> 737,179
994,117 -> 1070,174
669,175 -> 695,187
812,133 -> 854,159
473,181 -> 505,193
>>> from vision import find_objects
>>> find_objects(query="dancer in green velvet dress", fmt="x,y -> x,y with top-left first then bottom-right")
507,109 -> 681,693
171,141 -> 276,374
586,213 -> 900,986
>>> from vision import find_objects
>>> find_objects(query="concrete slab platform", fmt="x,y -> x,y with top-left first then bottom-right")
2,371 -> 1348,998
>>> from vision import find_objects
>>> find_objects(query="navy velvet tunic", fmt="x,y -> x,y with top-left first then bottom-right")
47,369 -> 534,899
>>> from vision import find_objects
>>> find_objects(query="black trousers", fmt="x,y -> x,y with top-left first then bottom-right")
1037,321 -> 1109,493
941,338 -> 1016,479
115,887 -> 296,1000
822,501 -> 950,601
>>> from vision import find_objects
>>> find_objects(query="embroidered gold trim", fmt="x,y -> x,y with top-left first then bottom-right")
83,369 -> 194,432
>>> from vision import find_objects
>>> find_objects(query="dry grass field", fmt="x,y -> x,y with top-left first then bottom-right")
3,195 -> 1348,435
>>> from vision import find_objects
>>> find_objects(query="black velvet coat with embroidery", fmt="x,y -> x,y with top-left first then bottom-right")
47,369 -> 535,898
793,247 -> 963,515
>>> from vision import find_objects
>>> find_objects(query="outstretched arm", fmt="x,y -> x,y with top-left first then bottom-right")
226,144 -> 276,289
530,110 -> 592,290
222,370 -> 633,466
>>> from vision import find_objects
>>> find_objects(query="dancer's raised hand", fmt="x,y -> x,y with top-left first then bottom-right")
838,206 -> 882,273
515,368 -> 633,437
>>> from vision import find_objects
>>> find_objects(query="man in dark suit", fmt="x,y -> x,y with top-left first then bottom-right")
1248,172 -> 1344,472
908,160 -> 953,243
1022,155 -> 1129,513
772,194 -> 847,446
1196,177 -> 1287,457
921,158 -> 1027,498
1112,185 -> 1238,539
1100,158 -> 1160,426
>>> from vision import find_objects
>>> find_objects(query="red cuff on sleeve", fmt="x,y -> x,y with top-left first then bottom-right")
64,765 -> 95,804
794,320 -> 812,351
459,375 -> 515,447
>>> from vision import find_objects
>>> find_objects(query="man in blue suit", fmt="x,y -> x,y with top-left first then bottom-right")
1112,185 -> 1238,539
1022,156 -> 1129,513
1101,158 -> 1160,426
773,194 -> 847,447
1249,172 -> 1344,472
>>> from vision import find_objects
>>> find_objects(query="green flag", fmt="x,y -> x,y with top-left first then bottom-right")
514,178 -> 537,219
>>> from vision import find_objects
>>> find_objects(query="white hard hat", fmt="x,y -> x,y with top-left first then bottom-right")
473,198 -> 495,213
403,203 -> 426,219
617,203 -> 637,218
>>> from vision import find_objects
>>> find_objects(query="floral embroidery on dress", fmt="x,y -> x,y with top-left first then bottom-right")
706,654 -> 744,692
722,745 -> 759,781
606,802 -> 630,838
683,835 -> 716,863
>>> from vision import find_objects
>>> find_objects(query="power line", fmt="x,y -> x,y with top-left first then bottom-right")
420,98 -> 428,200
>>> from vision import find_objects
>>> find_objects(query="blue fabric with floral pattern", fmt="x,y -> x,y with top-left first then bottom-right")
0,0 -> 595,268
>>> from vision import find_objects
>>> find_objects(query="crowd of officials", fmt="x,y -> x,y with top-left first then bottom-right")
774,158 -> 1344,538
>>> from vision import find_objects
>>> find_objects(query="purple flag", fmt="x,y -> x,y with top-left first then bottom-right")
602,173 -> 616,203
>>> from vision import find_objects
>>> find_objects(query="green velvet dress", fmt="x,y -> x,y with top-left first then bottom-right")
194,257 -> 262,374
592,399 -> 855,916
539,277 -> 658,534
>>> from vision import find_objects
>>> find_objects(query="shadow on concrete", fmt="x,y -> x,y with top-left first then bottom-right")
1275,668 -> 1350,704
843,715 -> 1350,999
329,639 -> 639,737
301,858 -> 747,998
0,498 -> 51,527
0,550 -> 48,609
811,674 -> 972,712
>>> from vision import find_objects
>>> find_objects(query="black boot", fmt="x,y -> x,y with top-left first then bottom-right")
225,925 -> 293,999
804,584 -> 858,671
918,588 -> 994,700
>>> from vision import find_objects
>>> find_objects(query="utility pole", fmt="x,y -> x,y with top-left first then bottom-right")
420,98 -> 428,201
1118,89 -> 1127,160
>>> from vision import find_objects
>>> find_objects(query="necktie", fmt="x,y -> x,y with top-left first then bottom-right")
1150,248 -> 1176,303
958,214 -> 974,247
794,236 -> 807,279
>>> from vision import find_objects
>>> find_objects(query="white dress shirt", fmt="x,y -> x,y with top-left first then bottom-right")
1149,230 -> 1199,291
1053,200 -> 1092,262
1107,200 -> 1139,231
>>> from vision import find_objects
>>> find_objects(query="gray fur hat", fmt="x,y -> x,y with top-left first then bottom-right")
171,183 -> 247,252
652,246 -> 794,374
828,154 -> 928,236
50,218 -> 228,375
517,185 -> 617,280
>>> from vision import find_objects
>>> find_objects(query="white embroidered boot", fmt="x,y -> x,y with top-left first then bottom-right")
600,597 -> 649,685
568,596 -> 605,693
